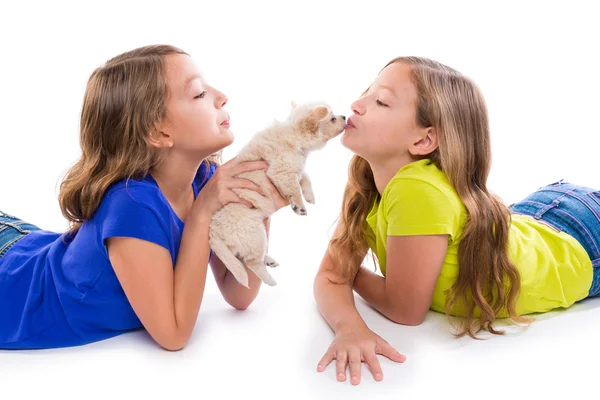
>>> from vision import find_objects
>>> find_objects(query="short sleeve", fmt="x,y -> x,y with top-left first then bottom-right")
385,178 -> 457,239
100,186 -> 171,251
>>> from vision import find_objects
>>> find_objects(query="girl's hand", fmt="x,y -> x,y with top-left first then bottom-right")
317,325 -> 406,385
193,157 -> 269,219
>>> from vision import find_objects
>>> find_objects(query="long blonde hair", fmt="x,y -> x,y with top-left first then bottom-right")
58,44 -> 219,237
329,56 -> 530,338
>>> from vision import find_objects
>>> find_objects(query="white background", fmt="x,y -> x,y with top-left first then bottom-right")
1,0 -> 599,399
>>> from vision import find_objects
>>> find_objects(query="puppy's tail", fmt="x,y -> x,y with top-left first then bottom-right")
209,235 -> 249,288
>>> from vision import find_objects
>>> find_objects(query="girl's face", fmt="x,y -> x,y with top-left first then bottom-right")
342,62 -> 434,164
157,54 -> 233,159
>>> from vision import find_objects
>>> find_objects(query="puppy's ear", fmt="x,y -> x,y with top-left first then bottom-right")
299,106 -> 329,133
311,106 -> 329,121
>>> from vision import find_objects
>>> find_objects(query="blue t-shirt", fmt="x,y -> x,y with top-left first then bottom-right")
0,162 -> 216,349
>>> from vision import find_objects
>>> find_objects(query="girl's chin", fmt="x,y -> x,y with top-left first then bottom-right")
216,128 -> 234,144
223,131 -> 235,146
340,131 -> 357,150
341,135 -> 370,160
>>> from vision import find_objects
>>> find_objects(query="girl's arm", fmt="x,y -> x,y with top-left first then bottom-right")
106,211 -> 215,351
106,159 -> 271,351
354,234 -> 448,326
313,241 -> 369,335
314,225 -> 405,385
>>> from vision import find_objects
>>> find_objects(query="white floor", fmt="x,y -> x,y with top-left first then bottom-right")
2,222 -> 599,400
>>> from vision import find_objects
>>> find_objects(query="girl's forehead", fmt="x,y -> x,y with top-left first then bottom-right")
374,63 -> 416,98
165,54 -> 204,91
377,63 -> 412,86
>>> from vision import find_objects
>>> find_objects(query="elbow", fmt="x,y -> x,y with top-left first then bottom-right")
156,329 -> 191,351
162,342 -> 185,352
388,310 -> 426,326
229,300 -> 251,311
225,294 -> 255,311
403,315 -> 426,326
159,336 -> 188,352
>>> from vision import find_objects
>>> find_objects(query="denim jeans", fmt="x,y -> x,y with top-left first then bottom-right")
0,210 -> 41,259
509,180 -> 600,297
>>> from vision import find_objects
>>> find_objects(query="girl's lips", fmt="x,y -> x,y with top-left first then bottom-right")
221,117 -> 230,126
345,119 -> 356,129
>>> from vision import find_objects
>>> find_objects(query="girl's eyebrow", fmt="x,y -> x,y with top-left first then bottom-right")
184,74 -> 203,91
373,84 -> 398,98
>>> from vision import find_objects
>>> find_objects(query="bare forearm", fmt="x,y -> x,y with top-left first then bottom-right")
172,213 -> 212,342
354,266 -> 423,325
353,266 -> 392,317
313,252 -> 368,334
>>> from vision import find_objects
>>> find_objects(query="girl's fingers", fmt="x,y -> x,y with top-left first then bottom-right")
228,178 -> 266,196
348,349 -> 362,385
363,351 -> 384,382
335,351 -> 348,382
229,160 -> 270,176
317,349 -> 335,372
375,339 -> 406,363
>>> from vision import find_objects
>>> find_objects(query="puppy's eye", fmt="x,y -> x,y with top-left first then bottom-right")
330,117 -> 337,122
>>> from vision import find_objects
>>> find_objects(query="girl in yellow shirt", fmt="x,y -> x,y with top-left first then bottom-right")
313,57 -> 600,385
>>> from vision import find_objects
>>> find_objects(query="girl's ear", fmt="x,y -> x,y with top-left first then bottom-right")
149,123 -> 174,149
409,127 -> 438,156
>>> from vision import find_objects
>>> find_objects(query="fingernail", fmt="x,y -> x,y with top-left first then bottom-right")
317,364 -> 323,371
376,373 -> 382,380
352,376 -> 359,384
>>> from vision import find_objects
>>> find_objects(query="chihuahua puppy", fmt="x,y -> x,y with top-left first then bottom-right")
209,102 -> 346,287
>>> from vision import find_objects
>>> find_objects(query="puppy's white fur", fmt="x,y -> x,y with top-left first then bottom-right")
209,102 -> 346,287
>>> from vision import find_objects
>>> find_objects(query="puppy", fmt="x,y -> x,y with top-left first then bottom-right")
208,102 -> 346,287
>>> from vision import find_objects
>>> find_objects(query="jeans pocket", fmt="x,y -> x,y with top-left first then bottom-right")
0,233 -> 25,258
588,191 -> 600,209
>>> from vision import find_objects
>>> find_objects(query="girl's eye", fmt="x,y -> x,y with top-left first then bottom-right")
194,91 -> 206,99
376,99 -> 388,107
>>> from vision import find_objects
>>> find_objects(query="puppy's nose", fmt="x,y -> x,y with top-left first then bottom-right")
341,115 -> 346,121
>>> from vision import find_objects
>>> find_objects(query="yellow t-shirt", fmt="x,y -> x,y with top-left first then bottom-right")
365,158 -> 593,317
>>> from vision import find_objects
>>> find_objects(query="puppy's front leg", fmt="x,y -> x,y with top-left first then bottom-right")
267,170 -> 307,216
299,172 -> 315,204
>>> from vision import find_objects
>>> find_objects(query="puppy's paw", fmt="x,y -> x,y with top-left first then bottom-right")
264,255 -> 279,268
292,204 -> 307,216
305,195 -> 316,205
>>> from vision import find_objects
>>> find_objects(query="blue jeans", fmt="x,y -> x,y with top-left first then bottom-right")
509,180 -> 600,297
0,211 -> 41,259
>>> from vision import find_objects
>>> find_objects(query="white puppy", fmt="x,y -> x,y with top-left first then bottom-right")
208,102 -> 346,287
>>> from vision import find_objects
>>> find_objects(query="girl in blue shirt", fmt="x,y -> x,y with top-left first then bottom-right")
0,44 -> 287,350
